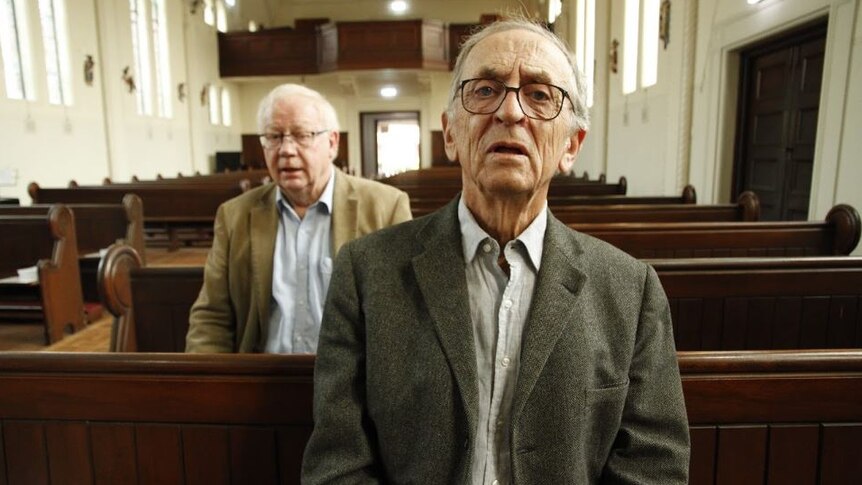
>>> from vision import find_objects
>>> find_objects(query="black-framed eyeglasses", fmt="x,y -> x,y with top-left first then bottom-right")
458,78 -> 571,121
258,130 -> 330,150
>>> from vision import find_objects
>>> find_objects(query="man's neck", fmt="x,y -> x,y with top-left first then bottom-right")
462,189 -> 546,248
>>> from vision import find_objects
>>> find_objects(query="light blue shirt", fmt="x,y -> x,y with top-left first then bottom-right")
264,174 -> 335,354
458,197 -> 546,485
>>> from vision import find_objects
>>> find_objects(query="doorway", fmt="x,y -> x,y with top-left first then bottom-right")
360,112 -> 420,178
732,19 -> 827,221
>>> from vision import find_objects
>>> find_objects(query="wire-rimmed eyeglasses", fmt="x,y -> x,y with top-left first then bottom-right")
258,130 -> 330,150
458,78 -> 571,121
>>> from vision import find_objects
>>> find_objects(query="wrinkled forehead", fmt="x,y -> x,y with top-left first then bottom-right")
462,29 -> 572,86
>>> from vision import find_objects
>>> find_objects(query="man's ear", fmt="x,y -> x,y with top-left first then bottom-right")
442,112 -> 458,162
558,129 -> 587,173
328,130 -> 340,160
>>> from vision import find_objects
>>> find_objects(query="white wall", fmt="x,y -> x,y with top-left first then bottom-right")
0,0 -> 241,202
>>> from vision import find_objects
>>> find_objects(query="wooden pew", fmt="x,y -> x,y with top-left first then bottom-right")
108,169 -> 269,186
29,182 -> 246,249
549,190 -> 757,224
0,350 -> 858,483
653,256 -> 862,350
409,183 -> 697,218
0,206 -> 86,343
98,243 -> 201,352
575,203 -> 861,257
0,195 -> 146,302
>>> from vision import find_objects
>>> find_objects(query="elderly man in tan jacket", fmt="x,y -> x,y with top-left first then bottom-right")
186,84 -> 411,353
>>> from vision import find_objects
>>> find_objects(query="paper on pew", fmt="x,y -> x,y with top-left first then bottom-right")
17,266 -> 38,283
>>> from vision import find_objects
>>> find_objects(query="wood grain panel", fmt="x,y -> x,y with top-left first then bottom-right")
182,426 -> 230,485
746,297 -> 776,349
90,424 -> 137,485
827,296 -> 858,348
722,298 -> 749,350
773,297 -> 802,348
766,424 -> 819,485
715,426 -> 768,485
45,422 -> 93,485
229,427 -> 279,483
818,424 -> 862,484
278,426 -> 314,481
136,425 -> 182,485
0,422 -> 6,485
701,298 -> 724,350
2,421 -> 49,485
676,299 -> 703,350
689,426 -> 717,485
799,296 -> 829,347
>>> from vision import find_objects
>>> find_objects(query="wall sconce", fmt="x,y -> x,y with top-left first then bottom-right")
177,82 -> 186,102
83,55 -> 95,86
610,39 -> 619,74
200,83 -> 210,106
121,66 -> 136,93
660,0 -> 671,49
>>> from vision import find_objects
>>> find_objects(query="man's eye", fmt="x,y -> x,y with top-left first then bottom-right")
265,134 -> 281,141
526,89 -> 551,102
475,86 -> 497,97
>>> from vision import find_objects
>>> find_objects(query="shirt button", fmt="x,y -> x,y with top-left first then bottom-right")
501,357 -> 511,367
492,480 -> 499,485
502,300 -> 512,309
482,243 -> 492,253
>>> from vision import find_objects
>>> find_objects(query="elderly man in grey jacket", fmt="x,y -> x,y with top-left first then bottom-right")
302,18 -> 690,484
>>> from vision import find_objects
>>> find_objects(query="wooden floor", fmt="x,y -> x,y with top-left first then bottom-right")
0,246 -> 209,352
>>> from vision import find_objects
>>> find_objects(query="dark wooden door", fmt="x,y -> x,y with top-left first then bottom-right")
734,21 -> 826,221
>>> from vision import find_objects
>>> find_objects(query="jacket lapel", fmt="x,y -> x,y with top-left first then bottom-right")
512,214 -> 587,418
250,184 -> 278,345
330,170 -> 358,256
411,200 -> 479,432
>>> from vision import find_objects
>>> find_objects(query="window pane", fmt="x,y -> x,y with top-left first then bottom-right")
221,87 -> 231,126
208,84 -> 219,124
622,0 -> 639,94
215,0 -> 226,33
129,0 -> 152,115
0,0 -> 32,100
151,0 -> 171,117
641,0 -> 660,87
37,0 -> 71,105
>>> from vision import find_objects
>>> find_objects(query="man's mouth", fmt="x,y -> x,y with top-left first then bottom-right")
488,142 -> 527,156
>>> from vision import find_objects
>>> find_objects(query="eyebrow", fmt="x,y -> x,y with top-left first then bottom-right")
473,66 -> 555,85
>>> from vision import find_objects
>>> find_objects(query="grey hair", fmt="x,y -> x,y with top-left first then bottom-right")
256,83 -> 341,133
447,18 -> 590,132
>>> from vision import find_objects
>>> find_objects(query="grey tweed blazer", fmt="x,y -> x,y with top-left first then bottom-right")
303,198 -> 690,484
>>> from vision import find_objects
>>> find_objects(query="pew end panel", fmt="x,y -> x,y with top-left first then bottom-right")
98,243 -> 144,352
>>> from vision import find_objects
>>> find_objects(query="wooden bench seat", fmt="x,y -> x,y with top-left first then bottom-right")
653,256 -> 862,350
575,204 -> 861,257
0,350 -> 858,483
0,206 -> 85,343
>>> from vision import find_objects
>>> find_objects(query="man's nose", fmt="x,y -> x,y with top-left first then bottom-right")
278,136 -> 299,156
496,90 -> 526,124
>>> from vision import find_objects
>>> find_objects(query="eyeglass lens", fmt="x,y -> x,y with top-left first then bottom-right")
461,79 -> 565,120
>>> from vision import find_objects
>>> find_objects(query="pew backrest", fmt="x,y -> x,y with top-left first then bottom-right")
653,257 -> 862,350
0,350 -> 859,484
575,204 -> 860,257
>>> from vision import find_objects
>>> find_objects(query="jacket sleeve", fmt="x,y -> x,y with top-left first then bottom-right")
601,265 -> 690,483
302,242 -> 382,484
185,204 -> 237,353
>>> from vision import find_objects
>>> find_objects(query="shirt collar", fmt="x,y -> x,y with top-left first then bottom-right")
457,196 -> 547,271
275,169 -> 335,216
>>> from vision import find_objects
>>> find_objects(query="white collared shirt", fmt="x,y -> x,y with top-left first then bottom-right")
264,174 -> 335,353
458,197 -> 547,485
